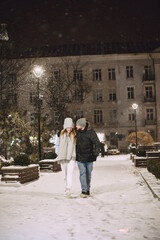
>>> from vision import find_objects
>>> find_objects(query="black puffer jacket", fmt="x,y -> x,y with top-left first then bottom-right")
76,124 -> 101,163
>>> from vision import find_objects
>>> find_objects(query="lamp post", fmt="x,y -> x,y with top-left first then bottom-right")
33,66 -> 44,161
132,103 -> 138,148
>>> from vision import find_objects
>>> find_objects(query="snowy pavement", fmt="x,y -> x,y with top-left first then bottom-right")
0,154 -> 160,240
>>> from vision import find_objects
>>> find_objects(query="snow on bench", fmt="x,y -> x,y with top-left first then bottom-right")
1,164 -> 39,183
39,159 -> 61,172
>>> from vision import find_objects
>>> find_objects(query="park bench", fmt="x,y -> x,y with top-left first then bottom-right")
146,151 -> 160,158
39,159 -> 61,172
133,151 -> 160,167
1,165 -> 39,183
138,145 -> 157,151
133,156 -> 147,167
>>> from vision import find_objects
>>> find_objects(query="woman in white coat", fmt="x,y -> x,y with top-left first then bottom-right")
55,118 -> 76,196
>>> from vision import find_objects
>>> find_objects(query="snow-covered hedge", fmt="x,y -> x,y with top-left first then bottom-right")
14,153 -> 30,166
147,159 -> 160,179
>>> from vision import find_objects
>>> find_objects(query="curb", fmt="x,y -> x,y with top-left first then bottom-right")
139,169 -> 160,201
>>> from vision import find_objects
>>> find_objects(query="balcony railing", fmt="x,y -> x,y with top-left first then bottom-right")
144,96 -> 156,102
143,74 -> 155,81
145,119 -> 156,125
109,120 -> 118,125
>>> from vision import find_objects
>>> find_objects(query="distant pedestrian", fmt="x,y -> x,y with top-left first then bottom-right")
76,118 -> 101,198
55,118 -> 76,197
104,142 -> 108,156
100,141 -> 105,157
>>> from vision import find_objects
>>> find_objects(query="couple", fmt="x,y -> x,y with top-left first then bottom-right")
55,117 -> 101,198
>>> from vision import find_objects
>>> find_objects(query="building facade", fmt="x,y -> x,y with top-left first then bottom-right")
1,42 -> 160,151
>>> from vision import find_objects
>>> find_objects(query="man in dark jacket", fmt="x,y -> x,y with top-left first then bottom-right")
76,118 -> 101,198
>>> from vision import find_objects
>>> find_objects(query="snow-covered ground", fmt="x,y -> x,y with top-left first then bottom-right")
0,154 -> 160,240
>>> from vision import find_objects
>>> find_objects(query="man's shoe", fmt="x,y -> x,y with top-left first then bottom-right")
80,192 -> 89,198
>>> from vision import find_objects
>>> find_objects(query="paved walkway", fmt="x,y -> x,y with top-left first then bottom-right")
1,154 -> 160,240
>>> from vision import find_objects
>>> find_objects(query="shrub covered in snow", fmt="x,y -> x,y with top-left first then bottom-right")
14,153 -> 30,166
44,151 -> 57,159
147,159 -> 160,179
0,156 -> 14,167
130,148 -> 146,157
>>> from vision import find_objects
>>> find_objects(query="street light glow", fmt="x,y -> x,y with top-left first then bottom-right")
132,103 -> 138,110
33,66 -> 44,78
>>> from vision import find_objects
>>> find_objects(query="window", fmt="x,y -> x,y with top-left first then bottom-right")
108,68 -> 116,80
53,70 -> 60,80
75,89 -> 83,102
93,69 -> 101,81
6,93 -> 17,104
54,111 -> 60,124
76,111 -> 83,120
128,113 -> 135,121
30,113 -> 36,125
145,86 -> 153,98
128,109 -> 135,121
8,74 -> 16,85
109,110 -> 117,123
109,88 -> 116,101
126,66 -> 133,78
94,110 -> 103,124
74,70 -> 83,82
30,92 -> 36,104
127,87 -> 134,99
12,93 -> 17,104
146,108 -> 153,120
93,89 -> 103,102
148,130 -> 155,140
144,65 -> 152,80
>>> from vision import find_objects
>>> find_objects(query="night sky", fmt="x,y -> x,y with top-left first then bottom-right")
0,0 -> 160,48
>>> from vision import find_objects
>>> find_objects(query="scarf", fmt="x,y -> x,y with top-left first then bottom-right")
56,132 -> 76,162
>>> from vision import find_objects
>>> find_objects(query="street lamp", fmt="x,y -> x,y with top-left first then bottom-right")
33,66 -> 44,161
132,103 -> 138,148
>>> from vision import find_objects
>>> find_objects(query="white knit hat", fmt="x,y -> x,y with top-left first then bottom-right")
63,117 -> 74,129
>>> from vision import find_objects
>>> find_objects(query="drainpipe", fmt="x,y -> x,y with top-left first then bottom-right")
149,52 -> 157,142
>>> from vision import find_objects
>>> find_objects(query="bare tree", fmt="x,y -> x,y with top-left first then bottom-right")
44,56 -> 91,129
0,44 -> 91,157
0,42 -> 43,158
